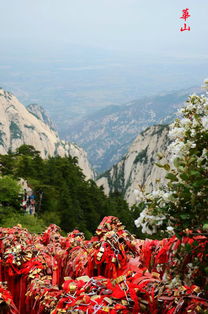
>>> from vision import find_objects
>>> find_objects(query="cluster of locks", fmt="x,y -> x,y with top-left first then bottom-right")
0,216 -> 207,313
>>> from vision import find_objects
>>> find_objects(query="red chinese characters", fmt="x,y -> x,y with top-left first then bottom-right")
180,8 -> 191,32
180,23 -> 191,32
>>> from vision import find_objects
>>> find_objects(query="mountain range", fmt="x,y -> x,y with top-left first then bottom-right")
0,86 -> 202,206
62,87 -> 199,173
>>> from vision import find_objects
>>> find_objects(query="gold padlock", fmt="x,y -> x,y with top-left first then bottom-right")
116,275 -> 125,284
97,252 -> 103,260
104,297 -> 113,305
69,284 -> 77,293
121,300 -> 128,306
102,307 -> 110,312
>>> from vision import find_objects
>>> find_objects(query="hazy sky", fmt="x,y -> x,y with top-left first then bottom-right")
1,0 -> 208,58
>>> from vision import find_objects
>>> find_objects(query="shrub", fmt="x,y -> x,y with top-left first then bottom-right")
135,80 -> 208,235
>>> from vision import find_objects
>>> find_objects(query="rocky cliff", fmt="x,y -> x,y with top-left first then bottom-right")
97,125 -> 170,205
0,88 -> 94,180
27,103 -> 56,131
64,88 -> 198,172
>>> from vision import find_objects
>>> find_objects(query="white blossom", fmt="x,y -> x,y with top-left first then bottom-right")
190,129 -> 196,137
169,127 -> 185,139
163,192 -> 172,202
135,208 -> 166,235
186,103 -> 194,111
134,189 -> 145,201
180,118 -> 192,128
152,190 -> 162,198
168,141 -> 185,157
167,226 -> 174,231
192,119 -> 200,127
135,83 -> 208,235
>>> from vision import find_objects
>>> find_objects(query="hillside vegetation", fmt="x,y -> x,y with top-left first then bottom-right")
0,145 -> 138,237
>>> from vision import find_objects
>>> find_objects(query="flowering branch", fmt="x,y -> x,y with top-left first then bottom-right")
135,80 -> 208,235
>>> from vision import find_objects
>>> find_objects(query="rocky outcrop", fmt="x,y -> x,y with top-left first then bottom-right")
27,103 -> 56,131
0,88 -> 94,180
97,125 -> 170,205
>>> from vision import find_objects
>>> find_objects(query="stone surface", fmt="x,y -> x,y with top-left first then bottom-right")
0,88 -> 94,180
97,125 -> 170,205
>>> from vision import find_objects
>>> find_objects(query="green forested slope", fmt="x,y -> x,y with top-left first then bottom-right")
0,145 -> 138,237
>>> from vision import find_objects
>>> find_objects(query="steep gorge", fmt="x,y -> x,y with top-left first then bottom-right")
97,125 -> 170,205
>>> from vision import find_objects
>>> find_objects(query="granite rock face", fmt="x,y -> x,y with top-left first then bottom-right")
27,103 -> 56,131
0,88 -> 94,180
97,125 -> 170,205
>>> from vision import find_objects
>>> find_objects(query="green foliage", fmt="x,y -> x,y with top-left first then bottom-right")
0,145 -> 134,236
1,211 -> 45,233
108,192 -> 134,232
134,147 -> 148,164
0,176 -> 22,208
165,173 -> 178,182
15,144 -> 40,157
41,211 -> 61,227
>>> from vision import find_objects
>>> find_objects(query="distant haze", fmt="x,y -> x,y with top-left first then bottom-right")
0,0 -> 208,125
1,0 -> 208,56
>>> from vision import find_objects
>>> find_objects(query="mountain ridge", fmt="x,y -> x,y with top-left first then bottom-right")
63,86 -> 199,172
96,124 -> 170,205
0,88 -> 94,180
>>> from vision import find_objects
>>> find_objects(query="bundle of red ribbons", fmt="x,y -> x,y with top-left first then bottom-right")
0,217 -> 207,313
